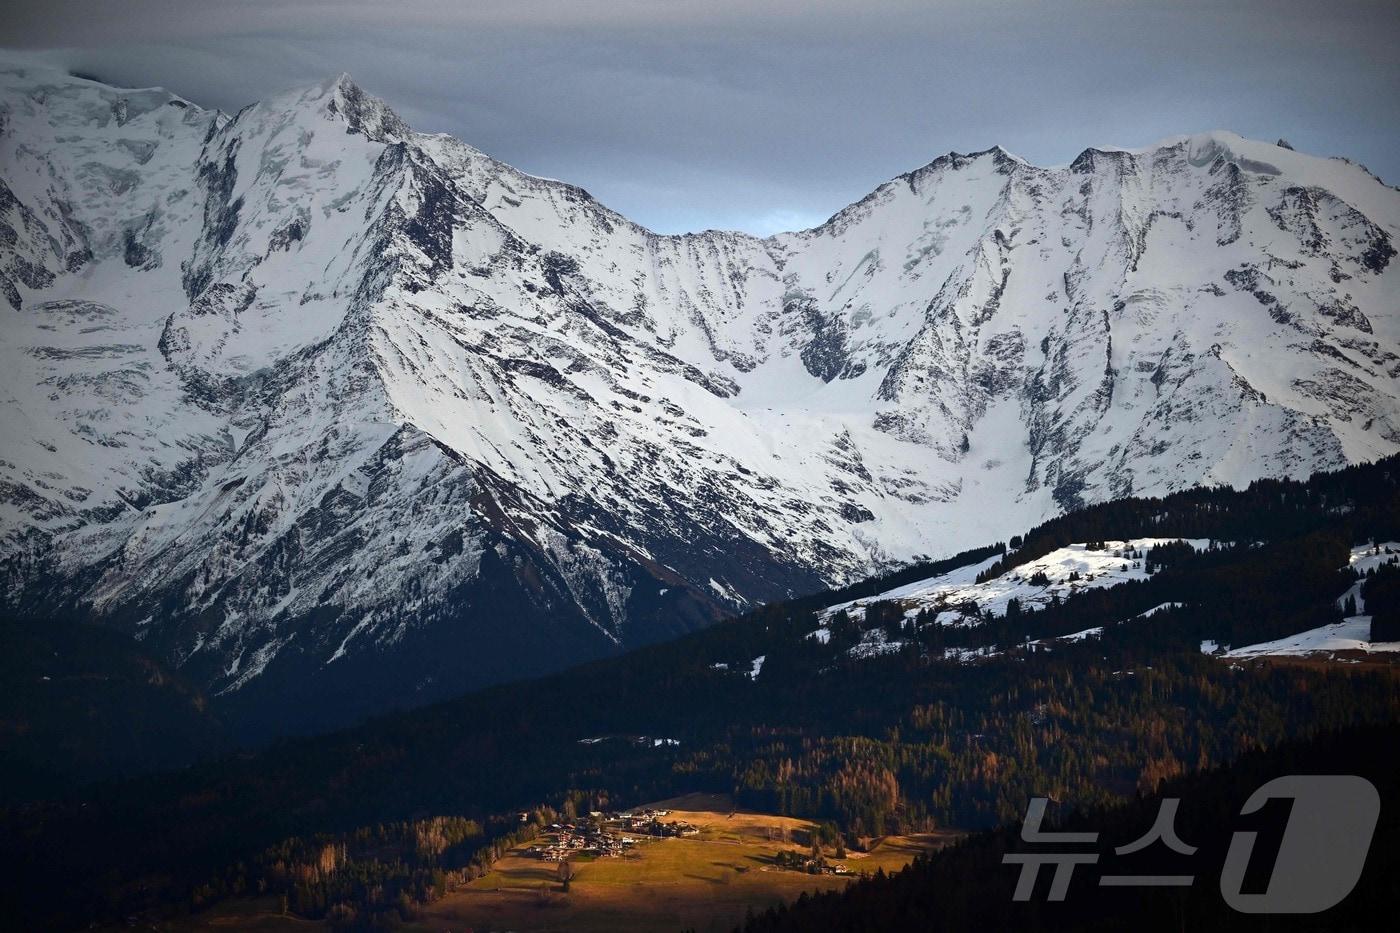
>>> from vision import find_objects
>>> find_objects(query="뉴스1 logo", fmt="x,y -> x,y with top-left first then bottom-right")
1002,775 -> 1380,913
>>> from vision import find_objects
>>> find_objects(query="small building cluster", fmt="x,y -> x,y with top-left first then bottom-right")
615,808 -> 700,837
772,849 -> 852,876
526,808 -> 700,861
528,821 -> 634,861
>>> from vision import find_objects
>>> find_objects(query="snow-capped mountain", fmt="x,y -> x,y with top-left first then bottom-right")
2,61 -> 1397,732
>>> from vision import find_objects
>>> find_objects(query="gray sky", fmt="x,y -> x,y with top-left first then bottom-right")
3,1 -> 1398,235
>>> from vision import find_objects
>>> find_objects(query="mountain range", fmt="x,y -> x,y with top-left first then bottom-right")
1,59 -> 1397,733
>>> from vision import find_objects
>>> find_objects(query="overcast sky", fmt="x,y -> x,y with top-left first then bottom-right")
3,1 -> 1398,235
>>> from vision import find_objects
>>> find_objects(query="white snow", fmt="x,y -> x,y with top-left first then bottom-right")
1347,542 -> 1400,575
1054,626 -> 1104,643
4,56 -> 1399,696
942,644 -> 1000,662
1218,618 -> 1400,660
1205,543 -> 1400,660
823,539 -> 1213,625
848,629 -> 909,658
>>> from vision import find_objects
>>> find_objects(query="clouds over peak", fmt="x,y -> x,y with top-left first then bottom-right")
3,0 -> 1397,234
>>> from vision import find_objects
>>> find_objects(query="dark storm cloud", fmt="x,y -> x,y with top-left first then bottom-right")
3,1 -> 1398,234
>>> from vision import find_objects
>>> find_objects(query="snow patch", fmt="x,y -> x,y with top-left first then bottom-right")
1218,617 -> 1400,659
825,539 -> 1213,625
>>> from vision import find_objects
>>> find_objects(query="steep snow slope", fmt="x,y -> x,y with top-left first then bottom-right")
2,61 -> 1398,732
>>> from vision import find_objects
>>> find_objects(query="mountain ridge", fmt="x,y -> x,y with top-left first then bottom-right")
2,58 -> 1397,733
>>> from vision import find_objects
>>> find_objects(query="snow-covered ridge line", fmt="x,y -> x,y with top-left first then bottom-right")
822,539 -> 1214,625
1,59 -> 1398,728
830,541 -> 1400,667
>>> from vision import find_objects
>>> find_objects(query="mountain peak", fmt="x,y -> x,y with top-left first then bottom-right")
3,66 -> 1398,733
322,72 -> 410,142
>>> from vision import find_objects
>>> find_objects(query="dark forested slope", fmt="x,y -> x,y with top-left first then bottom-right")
738,723 -> 1400,933
0,616 -> 229,799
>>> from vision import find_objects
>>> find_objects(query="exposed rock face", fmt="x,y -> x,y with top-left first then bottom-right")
2,62 -> 1398,733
